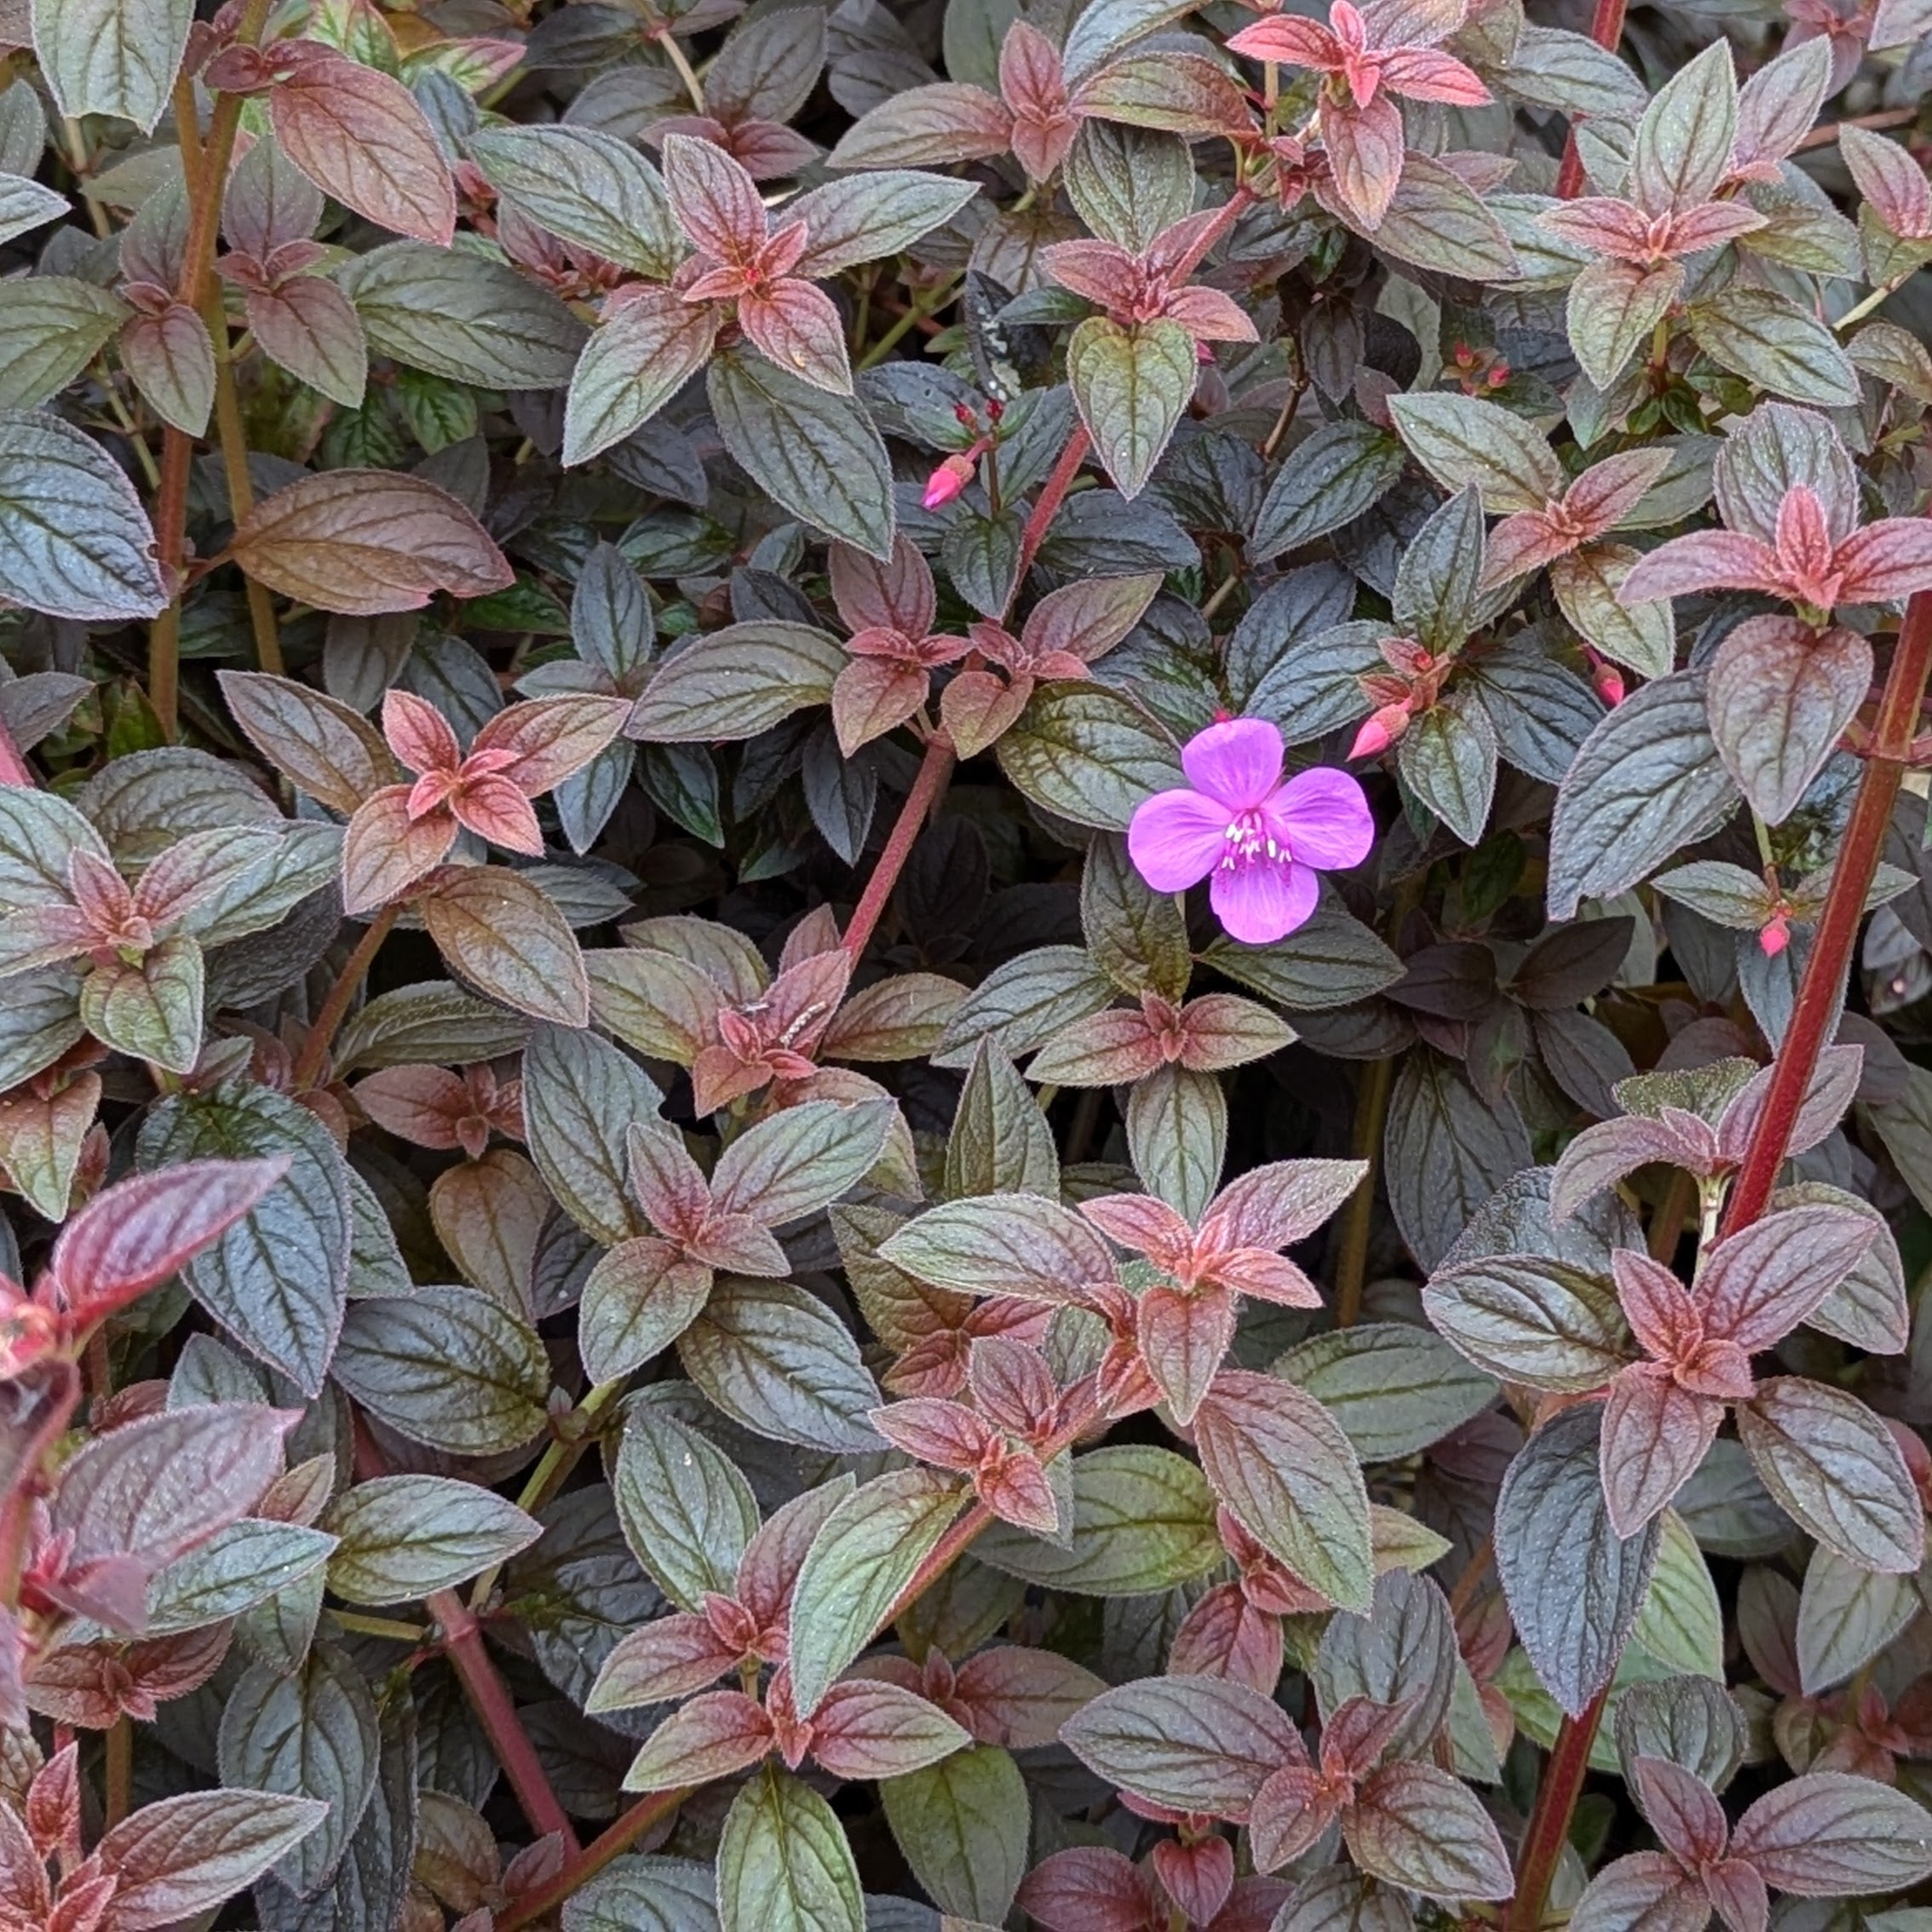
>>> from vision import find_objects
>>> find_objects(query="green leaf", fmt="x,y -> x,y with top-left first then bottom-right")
1193,1370 -> 1375,1612
709,348 -> 894,558
324,1475 -> 542,1605
1737,1377 -> 1925,1574
1550,544 -> 1676,679
567,1859 -> 721,1932
789,171 -> 982,277
945,1041 -> 1061,1198
216,1645 -> 379,1896
1125,1061 -> 1226,1222
1398,695 -> 1497,848
1630,1508 -> 1723,1677
332,1286 -> 551,1455
717,1771 -> 863,1932
880,1746 -> 1030,1923
1067,315 -> 1196,501
564,294 -> 721,466
0,407 -> 167,622
1064,120 -> 1195,251
680,1275 -> 883,1454
30,0 -> 192,130
137,1080 -> 351,1396
629,621 -> 846,741
145,1519 -> 337,1636
1548,669 -> 1738,920
975,1445 -> 1221,1594
1389,391 -> 1563,513
997,684 -> 1182,831
1374,154 -> 1521,283
1686,285 -> 1861,407
468,124 -> 681,277
1630,41 -> 1737,214
1274,1324 -> 1501,1462
1494,1403 -> 1662,1716
1251,421 -> 1406,561
1421,1253 -> 1629,1392
520,1023 -> 659,1247
79,933 -> 203,1073
337,241 -> 586,388
615,1401 -> 760,1611
1567,258 -> 1683,392
420,866 -> 589,1027
788,1468 -> 965,1714
0,279 -> 129,411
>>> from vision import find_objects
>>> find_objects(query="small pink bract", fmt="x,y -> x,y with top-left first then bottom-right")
1128,717 -> 1374,945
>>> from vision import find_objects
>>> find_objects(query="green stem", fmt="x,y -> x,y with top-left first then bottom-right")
858,274 -> 963,370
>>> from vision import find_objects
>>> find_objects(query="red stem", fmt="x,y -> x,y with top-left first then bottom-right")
841,729 -> 956,962
1502,1686 -> 1610,1932
431,1590 -> 579,1853
841,421 -> 1097,961
351,1418 -> 578,1853
494,1788 -> 686,1931
1722,585 -> 1932,1233
1502,587 -> 1932,1932
1555,0 -> 1630,198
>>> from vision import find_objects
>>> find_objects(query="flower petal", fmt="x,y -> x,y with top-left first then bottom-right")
1269,768 -> 1375,871
1210,857 -> 1319,945
1182,716 -> 1284,809
1129,788 -> 1228,891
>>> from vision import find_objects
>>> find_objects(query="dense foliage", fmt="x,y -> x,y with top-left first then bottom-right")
9,0 -> 1932,1925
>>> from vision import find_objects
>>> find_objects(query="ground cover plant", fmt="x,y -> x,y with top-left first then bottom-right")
10,0 -> 1932,1926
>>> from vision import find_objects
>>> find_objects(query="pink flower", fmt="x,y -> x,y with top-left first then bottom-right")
1128,719 -> 1373,946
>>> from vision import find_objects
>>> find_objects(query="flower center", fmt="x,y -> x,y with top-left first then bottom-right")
1221,809 -> 1286,871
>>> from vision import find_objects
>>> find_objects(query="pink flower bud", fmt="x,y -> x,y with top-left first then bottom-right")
1348,703 -> 1409,761
923,452 -> 975,510
1759,915 -> 1791,958
1587,653 -> 1625,707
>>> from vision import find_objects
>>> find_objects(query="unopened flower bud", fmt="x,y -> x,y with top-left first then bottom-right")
1348,703 -> 1410,760
1760,914 -> 1791,958
923,452 -> 975,510
1589,654 -> 1625,707
953,402 -> 979,429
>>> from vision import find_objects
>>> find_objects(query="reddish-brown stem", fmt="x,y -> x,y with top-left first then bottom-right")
290,906 -> 399,1090
842,418 -> 1099,961
841,730 -> 956,962
494,1788 -> 686,1931
1722,585 -> 1932,1233
1503,1685 -> 1610,1932
148,0 -> 275,737
1554,0 -> 1630,198
352,1417 -> 578,1854
1506,595 -> 1932,1932
1010,426 -> 1093,597
431,1590 -> 580,1853
1795,106 -> 1916,152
